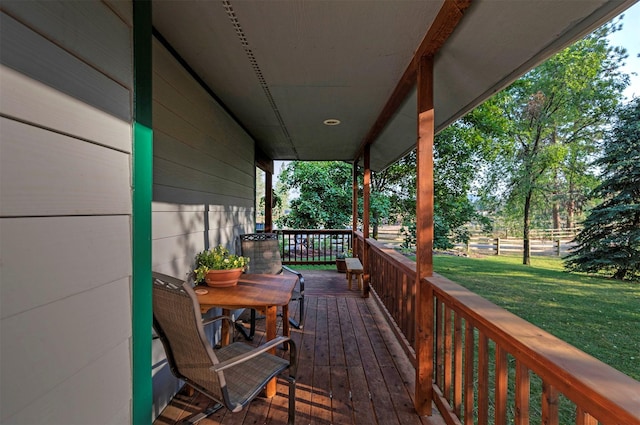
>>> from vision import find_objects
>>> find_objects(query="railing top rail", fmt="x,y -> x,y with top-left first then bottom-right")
276,229 -> 353,235
426,273 -> 640,425
364,235 -> 416,277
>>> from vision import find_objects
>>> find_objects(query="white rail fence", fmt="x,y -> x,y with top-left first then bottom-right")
454,236 -> 577,256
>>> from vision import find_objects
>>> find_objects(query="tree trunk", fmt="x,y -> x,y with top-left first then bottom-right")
552,202 -> 560,231
566,198 -> 575,229
552,158 -> 560,230
523,191 -> 532,265
372,217 -> 379,239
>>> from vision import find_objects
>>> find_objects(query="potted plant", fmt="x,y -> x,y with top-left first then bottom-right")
335,248 -> 352,273
193,245 -> 249,287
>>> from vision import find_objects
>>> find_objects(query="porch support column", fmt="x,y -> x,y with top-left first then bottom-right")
415,55 -> 435,415
352,161 -> 358,232
362,144 -> 371,298
265,170 -> 273,232
132,1 -> 153,423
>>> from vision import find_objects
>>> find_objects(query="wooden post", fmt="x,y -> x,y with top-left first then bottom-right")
415,54 -> 435,416
353,161 -> 359,253
265,169 -> 273,233
495,238 -> 501,256
363,145 -> 371,298
555,239 -> 561,256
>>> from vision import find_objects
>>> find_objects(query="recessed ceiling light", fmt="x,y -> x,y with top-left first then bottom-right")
323,119 -> 341,126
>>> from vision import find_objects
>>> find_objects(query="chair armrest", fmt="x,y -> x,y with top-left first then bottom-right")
211,337 -> 296,372
282,265 -> 305,290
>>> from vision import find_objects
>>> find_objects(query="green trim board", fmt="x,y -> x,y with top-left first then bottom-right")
132,1 -> 153,424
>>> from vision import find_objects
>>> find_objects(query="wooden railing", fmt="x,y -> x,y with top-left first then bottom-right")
357,233 -> 640,425
276,229 -> 352,265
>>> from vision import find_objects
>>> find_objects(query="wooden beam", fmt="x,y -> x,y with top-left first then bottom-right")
362,145 -> 371,298
265,170 -> 273,232
255,148 -> 274,174
354,0 -> 472,161
415,55 -> 435,416
352,161 -> 359,232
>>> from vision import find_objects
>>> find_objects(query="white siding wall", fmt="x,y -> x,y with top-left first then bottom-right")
0,2 -> 133,424
151,40 -> 255,414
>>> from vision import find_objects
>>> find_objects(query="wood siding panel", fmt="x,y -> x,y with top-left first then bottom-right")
154,130 -> 253,188
0,65 -> 131,153
1,278 -> 131,422
0,216 -> 131,318
0,118 -> 131,216
0,3 -> 133,424
152,41 -> 253,159
3,339 -> 132,424
154,156 -> 251,199
1,2 -> 132,89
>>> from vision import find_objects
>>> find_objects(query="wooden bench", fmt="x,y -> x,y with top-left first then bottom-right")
345,258 -> 364,291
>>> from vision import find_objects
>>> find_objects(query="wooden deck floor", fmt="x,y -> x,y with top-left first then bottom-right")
153,270 -> 445,425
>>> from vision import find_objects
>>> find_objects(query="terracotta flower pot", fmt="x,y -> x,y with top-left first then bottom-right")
336,258 -> 347,273
204,268 -> 244,287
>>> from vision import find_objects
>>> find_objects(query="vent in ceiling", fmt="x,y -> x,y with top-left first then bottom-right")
222,0 -> 298,157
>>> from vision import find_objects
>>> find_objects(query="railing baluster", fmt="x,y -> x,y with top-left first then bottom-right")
454,314 -> 463,418
464,322 -> 475,425
515,360 -> 530,425
495,346 -> 508,425
542,382 -> 559,425
444,305 -> 453,403
478,333 -> 489,425
435,300 -> 444,388
576,407 -> 598,425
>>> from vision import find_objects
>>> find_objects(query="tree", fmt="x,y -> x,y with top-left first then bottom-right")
277,161 -> 353,229
382,118 -> 494,250
478,22 -> 628,264
276,160 -> 394,236
564,98 -> 640,281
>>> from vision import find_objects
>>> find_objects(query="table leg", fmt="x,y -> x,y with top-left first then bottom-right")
265,305 -> 277,398
221,309 -> 231,346
282,304 -> 290,351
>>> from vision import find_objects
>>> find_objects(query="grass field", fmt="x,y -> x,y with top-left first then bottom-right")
433,254 -> 640,381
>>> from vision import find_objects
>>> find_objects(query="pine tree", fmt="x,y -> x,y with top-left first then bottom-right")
564,98 -> 640,281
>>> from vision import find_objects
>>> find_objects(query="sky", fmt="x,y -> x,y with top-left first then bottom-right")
607,2 -> 640,100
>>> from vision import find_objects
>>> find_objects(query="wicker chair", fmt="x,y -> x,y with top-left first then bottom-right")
152,272 -> 297,424
240,233 -> 305,330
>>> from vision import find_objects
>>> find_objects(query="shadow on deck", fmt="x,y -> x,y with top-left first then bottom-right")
153,269 -> 445,425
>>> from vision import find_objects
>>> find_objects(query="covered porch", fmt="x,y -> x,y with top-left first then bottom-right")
2,1 -> 639,424
154,233 -> 640,425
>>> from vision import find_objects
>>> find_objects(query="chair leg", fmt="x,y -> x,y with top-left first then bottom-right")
288,316 -> 301,329
234,321 -> 253,341
299,296 -> 304,328
249,308 -> 256,338
287,378 -> 296,425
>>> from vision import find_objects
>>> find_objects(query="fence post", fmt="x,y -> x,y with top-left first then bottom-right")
495,238 -> 501,256
555,239 -> 561,256
466,239 -> 470,254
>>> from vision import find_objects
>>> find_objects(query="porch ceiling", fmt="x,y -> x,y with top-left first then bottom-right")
152,0 -> 634,172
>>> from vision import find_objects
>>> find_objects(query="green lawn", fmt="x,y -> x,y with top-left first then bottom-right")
433,254 -> 640,381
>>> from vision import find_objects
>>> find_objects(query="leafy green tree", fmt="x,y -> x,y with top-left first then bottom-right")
478,23 -> 628,264
277,161 -> 352,229
565,98 -> 640,281
386,118 -> 494,250
276,161 -> 395,236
